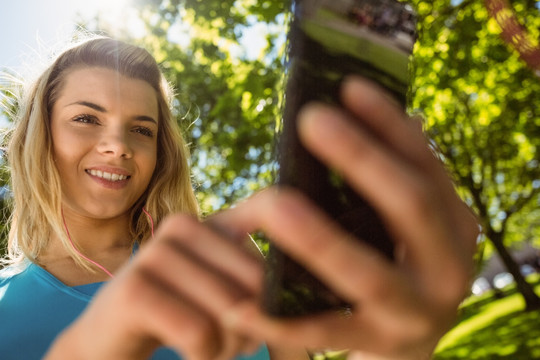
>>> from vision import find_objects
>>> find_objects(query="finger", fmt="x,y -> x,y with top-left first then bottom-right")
341,78 -> 479,252
139,236 -> 262,356
341,79 -> 478,273
204,217 -> 267,259
136,238 -> 249,319
223,302 -> 428,356
212,189 -> 407,305
151,216 -> 264,356
156,214 -> 263,295
207,188 -> 279,237
299,104 -> 471,302
224,302 -> 360,351
95,266 -> 223,360
115,262 -> 262,360
216,332 -> 261,360
340,77 -> 439,177
299,106 -> 448,245
347,350 -> 397,360
214,190 -> 446,327
340,78 -> 467,217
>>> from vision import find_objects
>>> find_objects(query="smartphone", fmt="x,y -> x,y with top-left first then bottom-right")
263,0 -> 417,317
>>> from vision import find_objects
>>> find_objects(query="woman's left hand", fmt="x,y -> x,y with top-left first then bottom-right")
209,77 -> 479,360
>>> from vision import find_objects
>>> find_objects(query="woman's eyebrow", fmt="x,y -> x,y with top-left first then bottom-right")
67,100 -> 106,112
134,115 -> 158,125
67,101 -> 157,124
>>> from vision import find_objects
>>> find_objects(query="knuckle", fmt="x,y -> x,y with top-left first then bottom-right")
157,213 -> 200,241
400,179 -> 437,221
382,316 -> 435,355
271,187 -> 309,211
461,208 -> 481,244
361,276 -> 392,300
135,239 -> 171,269
150,214 -> 206,254
372,329 -> 406,355
440,265 -> 472,305
110,268 -> 161,318
408,313 -> 438,340
181,318 -> 220,358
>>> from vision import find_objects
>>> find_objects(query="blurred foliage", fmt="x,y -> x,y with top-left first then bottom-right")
0,0 -> 538,356
1,0 -> 539,287
411,0 -> 540,248
409,0 -> 540,306
434,276 -> 540,359
113,0 -> 540,248
125,0 -> 291,214
119,0 -> 540,298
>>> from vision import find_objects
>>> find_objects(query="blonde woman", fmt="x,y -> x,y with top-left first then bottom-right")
0,37 -> 307,360
0,37 -> 478,360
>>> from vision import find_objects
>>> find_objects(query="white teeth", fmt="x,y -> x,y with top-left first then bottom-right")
88,170 -> 128,181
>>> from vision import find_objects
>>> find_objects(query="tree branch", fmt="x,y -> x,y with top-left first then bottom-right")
508,187 -> 540,218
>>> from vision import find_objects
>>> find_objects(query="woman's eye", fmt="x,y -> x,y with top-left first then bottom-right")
72,114 -> 98,124
134,126 -> 154,138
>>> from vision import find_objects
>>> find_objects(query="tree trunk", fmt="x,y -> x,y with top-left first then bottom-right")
488,229 -> 540,311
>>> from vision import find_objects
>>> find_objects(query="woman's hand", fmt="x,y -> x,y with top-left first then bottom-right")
44,76 -> 478,360
45,214 -> 265,360
212,77 -> 479,359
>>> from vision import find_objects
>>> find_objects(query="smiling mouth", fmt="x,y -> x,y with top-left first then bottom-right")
86,169 -> 130,182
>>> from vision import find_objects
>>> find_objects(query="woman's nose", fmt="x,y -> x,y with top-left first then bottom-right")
96,130 -> 133,159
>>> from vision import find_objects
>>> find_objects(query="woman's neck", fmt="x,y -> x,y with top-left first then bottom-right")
62,211 -> 133,254
38,211 -> 135,286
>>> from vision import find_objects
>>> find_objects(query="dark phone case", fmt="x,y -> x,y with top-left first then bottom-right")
263,0 -> 417,317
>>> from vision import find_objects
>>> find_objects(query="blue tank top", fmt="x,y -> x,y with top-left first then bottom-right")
0,262 -> 270,360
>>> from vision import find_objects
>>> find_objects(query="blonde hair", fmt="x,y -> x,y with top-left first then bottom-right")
4,37 -> 198,270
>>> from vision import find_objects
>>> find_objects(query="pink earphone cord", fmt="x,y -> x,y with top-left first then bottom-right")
62,208 -> 155,278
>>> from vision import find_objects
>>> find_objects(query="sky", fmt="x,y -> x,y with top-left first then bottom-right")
0,0 -> 275,129
0,0 -> 144,127
0,0 -> 138,70
1,0 -> 276,73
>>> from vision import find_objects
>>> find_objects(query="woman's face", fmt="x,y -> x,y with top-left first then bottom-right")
50,67 -> 158,220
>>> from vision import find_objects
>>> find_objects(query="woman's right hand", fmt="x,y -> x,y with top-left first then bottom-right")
44,214 -> 265,360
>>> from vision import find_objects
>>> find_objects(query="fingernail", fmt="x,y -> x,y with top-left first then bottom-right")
343,75 -> 401,108
298,104 -> 348,140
